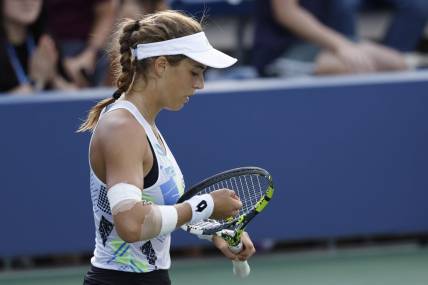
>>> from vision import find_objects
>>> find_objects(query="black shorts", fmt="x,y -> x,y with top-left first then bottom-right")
83,265 -> 171,285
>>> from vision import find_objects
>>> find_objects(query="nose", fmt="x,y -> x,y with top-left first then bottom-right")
193,75 -> 204,90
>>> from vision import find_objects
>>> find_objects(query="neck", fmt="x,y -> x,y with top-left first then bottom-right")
125,89 -> 161,127
4,20 -> 28,44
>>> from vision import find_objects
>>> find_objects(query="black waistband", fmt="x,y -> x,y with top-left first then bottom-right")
83,265 -> 171,285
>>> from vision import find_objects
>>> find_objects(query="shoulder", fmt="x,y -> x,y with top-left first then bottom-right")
94,108 -> 148,151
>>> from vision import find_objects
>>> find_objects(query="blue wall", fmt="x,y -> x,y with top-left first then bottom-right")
1,73 -> 428,257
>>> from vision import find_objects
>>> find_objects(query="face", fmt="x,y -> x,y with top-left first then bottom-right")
3,0 -> 43,26
160,58 -> 206,111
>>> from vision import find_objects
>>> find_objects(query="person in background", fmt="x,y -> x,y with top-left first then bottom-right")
0,0 -> 74,94
45,0 -> 119,88
102,0 -> 169,86
336,0 -> 428,53
120,0 -> 169,19
252,0 -> 415,77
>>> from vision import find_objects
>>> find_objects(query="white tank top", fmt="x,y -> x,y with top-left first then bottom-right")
88,100 -> 185,273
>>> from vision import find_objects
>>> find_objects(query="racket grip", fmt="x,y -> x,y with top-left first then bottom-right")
229,243 -> 251,278
232,260 -> 250,278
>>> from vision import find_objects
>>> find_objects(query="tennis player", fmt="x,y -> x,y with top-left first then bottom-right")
79,10 -> 255,285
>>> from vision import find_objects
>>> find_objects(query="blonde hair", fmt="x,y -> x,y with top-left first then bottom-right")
78,10 -> 203,132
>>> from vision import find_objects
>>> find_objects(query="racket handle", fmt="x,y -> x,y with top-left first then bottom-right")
229,243 -> 251,278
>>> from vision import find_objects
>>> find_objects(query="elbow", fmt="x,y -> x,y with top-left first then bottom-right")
115,221 -> 141,243
118,231 -> 140,243
117,225 -> 158,242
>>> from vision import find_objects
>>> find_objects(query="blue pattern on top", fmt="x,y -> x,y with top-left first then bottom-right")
160,177 -> 181,205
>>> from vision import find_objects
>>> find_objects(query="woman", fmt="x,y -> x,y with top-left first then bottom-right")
0,0 -> 74,94
79,11 -> 255,285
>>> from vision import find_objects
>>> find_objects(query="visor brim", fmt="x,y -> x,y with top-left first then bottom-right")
185,48 -> 237,69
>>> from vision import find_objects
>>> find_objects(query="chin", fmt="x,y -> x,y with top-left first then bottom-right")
165,104 -> 184,112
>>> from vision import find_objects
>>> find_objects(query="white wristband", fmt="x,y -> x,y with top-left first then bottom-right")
158,205 -> 178,236
185,194 -> 214,224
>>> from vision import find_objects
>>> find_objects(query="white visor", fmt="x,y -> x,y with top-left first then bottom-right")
132,32 -> 237,68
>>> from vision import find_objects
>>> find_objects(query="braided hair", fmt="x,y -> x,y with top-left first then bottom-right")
78,10 -> 202,132
112,20 -> 141,99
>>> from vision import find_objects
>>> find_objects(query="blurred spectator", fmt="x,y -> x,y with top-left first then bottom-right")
120,0 -> 169,19
45,0 -> 119,88
0,0 -> 74,94
102,0 -> 169,85
336,0 -> 428,52
252,0 -> 414,77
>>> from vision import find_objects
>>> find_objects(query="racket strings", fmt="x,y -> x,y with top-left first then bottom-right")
198,174 -> 270,225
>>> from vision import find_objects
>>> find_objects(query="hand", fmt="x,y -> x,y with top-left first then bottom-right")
209,189 -> 242,220
235,232 -> 256,261
50,74 -> 78,91
29,34 -> 59,89
64,48 -> 97,87
335,41 -> 375,73
358,41 -> 407,71
212,231 -> 256,261
11,84 -> 34,94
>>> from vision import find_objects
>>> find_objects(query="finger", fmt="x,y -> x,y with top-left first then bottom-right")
354,56 -> 373,72
237,244 -> 255,261
353,51 -> 375,72
220,246 -> 239,260
37,35 -> 49,47
65,59 -> 89,87
232,208 -> 240,216
212,236 -> 238,260
38,36 -> 56,57
237,232 -> 256,261
44,38 -> 57,54
233,199 -> 243,209
44,35 -> 56,48
76,73 -> 90,87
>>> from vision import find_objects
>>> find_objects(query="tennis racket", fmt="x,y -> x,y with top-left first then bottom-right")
178,167 -> 274,278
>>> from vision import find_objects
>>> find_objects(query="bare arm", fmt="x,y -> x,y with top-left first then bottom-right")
64,0 -> 119,86
88,0 -> 119,53
272,0 -> 375,72
8,84 -> 34,94
272,0 -> 348,52
97,110 -> 192,242
96,111 -> 242,243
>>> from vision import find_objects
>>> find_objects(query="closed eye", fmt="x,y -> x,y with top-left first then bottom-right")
192,70 -> 206,78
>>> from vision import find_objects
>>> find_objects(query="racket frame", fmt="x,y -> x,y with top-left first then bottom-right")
178,167 -> 274,245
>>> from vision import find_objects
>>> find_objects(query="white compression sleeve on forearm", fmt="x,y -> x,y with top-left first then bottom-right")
107,183 -> 178,241
140,204 -> 178,240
